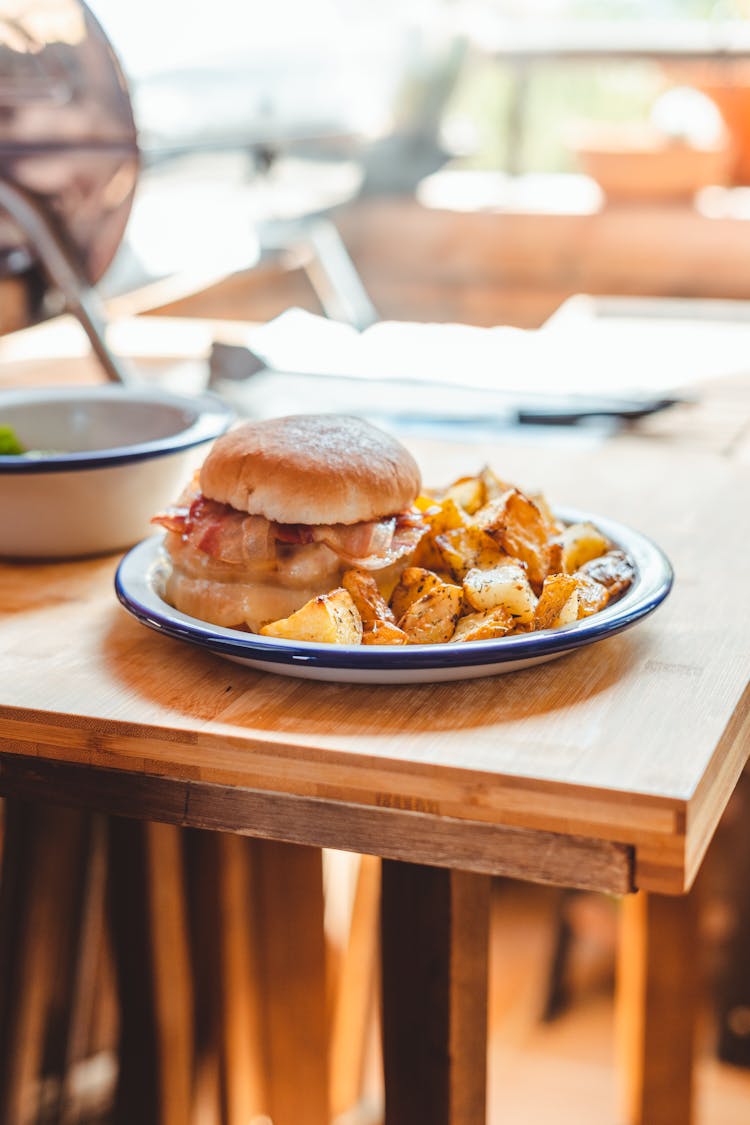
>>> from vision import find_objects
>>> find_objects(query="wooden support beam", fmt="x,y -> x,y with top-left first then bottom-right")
330,854 -> 381,1119
381,861 -> 490,1125
253,839 -> 330,1125
616,890 -> 699,1125
0,801 -> 94,1125
108,817 -> 194,1125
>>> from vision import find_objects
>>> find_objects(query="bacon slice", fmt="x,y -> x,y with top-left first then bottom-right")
151,504 -> 189,535
312,517 -> 394,559
152,493 -> 426,571
311,513 -> 428,569
327,520 -> 426,570
153,497 -> 275,566
274,524 -> 315,545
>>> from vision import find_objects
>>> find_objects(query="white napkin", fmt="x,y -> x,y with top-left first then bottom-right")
244,306 -> 750,399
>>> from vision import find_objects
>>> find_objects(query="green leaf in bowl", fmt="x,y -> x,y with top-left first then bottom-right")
0,425 -> 25,455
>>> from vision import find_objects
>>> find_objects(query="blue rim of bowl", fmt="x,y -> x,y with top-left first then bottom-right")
115,508 -> 674,672
0,387 -> 233,473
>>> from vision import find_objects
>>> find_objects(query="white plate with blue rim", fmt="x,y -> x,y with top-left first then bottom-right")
115,508 -> 672,685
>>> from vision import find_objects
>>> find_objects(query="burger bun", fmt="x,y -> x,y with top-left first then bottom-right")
199,414 -> 421,525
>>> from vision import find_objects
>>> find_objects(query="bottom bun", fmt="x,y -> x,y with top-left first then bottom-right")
160,531 -> 415,634
165,569 -> 325,632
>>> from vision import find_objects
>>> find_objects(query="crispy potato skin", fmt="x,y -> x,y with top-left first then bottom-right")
254,472 -> 634,645
361,620 -> 409,645
530,490 -> 565,538
474,489 -> 552,591
397,582 -> 463,645
534,574 -> 580,631
343,569 -> 396,627
462,562 -> 537,623
574,574 -> 610,618
342,569 -> 412,644
577,550 -> 635,599
480,465 -> 514,502
260,588 -> 363,643
434,527 -> 505,581
389,567 -> 446,622
450,606 -> 514,643
412,497 -> 468,569
443,476 -> 485,515
559,521 -> 610,574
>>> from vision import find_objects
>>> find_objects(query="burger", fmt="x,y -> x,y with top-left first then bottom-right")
152,413 -> 426,631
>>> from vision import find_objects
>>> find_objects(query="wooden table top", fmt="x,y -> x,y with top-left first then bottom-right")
1,317 -> 749,897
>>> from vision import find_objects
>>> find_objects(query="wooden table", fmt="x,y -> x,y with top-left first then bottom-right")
0,316 -> 749,1124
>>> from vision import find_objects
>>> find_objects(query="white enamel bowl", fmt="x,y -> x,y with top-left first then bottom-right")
0,385 -> 233,558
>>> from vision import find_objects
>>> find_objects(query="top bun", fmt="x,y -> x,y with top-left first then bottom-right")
199,414 -> 421,525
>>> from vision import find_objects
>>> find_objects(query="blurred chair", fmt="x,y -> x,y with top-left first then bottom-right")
121,14 -> 468,330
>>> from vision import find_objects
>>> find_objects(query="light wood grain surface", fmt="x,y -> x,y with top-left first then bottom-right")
0,319 -> 748,896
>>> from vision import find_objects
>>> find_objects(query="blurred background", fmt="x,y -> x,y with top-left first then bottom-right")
87,0 -> 750,325
6,0 -> 750,334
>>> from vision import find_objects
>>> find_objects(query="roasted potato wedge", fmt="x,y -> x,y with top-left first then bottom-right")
361,620 -> 409,645
410,536 -> 444,571
389,567 -> 447,622
462,562 -> 537,623
443,474 -> 485,515
434,527 -> 505,581
397,581 -> 463,645
529,490 -> 565,538
546,539 -> 564,576
559,521 -> 610,574
473,488 -> 551,590
260,588 -> 363,644
342,568 -> 396,631
411,497 -> 469,568
415,492 -> 440,513
577,550 -> 635,599
574,574 -> 610,618
534,573 -> 580,631
479,464 -> 515,502
425,497 -> 471,536
450,606 -> 514,643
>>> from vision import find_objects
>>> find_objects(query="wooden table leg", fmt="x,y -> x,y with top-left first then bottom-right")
253,838 -> 330,1125
715,770 -> 750,1066
616,890 -> 699,1125
330,854 -> 381,1120
0,800 -> 94,1125
59,813 -> 109,1124
185,833 -> 330,1125
113,828 -> 330,1125
186,829 -> 269,1125
108,817 -> 194,1125
381,861 -> 490,1125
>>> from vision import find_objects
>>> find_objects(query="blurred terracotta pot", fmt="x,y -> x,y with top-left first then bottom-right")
570,123 -> 731,203
701,84 -> 750,184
